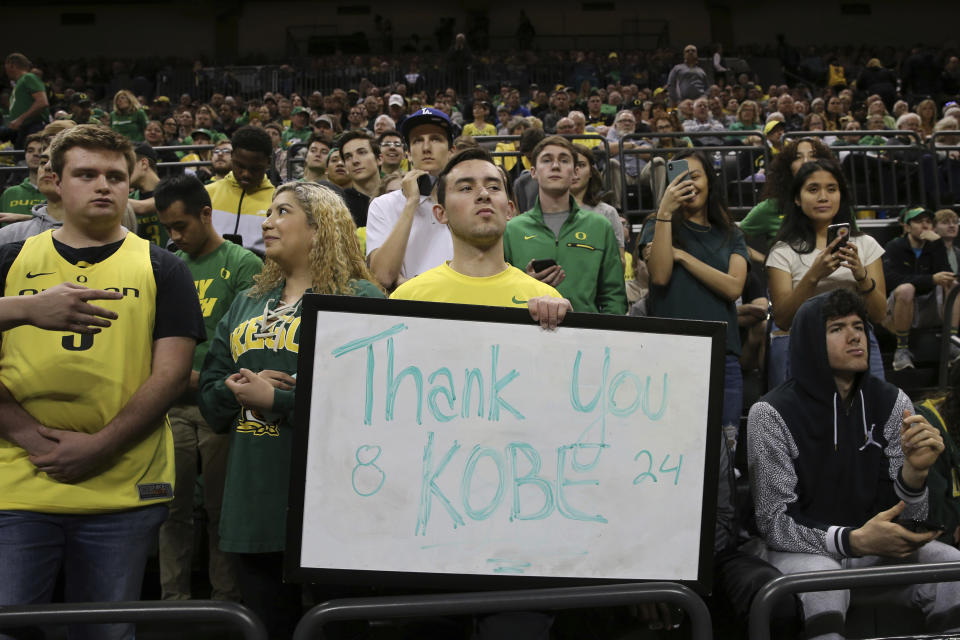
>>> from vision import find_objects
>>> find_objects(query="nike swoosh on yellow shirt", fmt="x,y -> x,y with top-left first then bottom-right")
523,234 -> 537,240
511,296 -> 528,304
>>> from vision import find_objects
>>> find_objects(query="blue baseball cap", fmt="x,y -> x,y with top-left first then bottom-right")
400,107 -> 453,144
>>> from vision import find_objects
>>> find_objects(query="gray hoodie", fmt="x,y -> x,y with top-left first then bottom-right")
0,203 -> 138,246
0,204 -> 61,245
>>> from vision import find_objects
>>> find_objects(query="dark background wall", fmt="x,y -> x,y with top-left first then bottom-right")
2,0 -> 955,62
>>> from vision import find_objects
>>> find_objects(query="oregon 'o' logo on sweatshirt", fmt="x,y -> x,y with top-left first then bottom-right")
236,408 -> 280,437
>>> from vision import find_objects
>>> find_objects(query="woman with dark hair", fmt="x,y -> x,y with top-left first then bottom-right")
463,101 -> 496,137
162,117 -> 180,145
641,149 -> 749,448
145,119 -> 181,164
739,137 -> 835,259
824,95 -> 844,131
765,159 -> 886,386
570,144 -> 624,261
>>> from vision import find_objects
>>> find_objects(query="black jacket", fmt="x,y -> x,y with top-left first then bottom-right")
882,235 -> 951,295
748,292 -> 924,558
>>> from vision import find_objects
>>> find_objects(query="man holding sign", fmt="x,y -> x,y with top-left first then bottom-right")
391,147 -> 572,329
749,289 -> 960,639
390,146 -> 572,639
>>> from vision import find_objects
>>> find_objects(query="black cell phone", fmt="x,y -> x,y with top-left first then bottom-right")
895,518 -> 945,534
417,174 -> 434,196
666,159 -> 689,183
531,258 -> 557,272
826,222 -> 850,252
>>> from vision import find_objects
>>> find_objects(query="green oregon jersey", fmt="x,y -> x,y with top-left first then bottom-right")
0,230 -> 174,513
177,240 -> 263,370
1,179 -> 44,216
199,279 -> 384,552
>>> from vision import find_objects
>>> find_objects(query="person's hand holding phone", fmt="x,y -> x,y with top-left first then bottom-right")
400,169 -> 429,203
808,237 -> 844,282
933,271 -> 957,289
657,170 -> 694,218
526,259 -> 565,287
836,242 -> 867,281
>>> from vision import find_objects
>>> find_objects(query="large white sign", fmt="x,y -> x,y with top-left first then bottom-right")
289,298 -> 722,587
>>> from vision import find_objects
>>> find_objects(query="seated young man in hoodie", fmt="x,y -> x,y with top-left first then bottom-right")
748,288 -> 960,640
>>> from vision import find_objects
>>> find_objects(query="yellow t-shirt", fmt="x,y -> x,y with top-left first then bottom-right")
0,230 -> 174,513
572,136 -> 604,149
463,122 -> 497,137
390,262 -> 561,307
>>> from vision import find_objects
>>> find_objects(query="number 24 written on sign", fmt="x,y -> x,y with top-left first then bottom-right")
634,450 -> 682,486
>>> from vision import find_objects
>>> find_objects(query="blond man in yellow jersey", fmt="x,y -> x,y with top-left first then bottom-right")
0,125 -> 204,640
391,147 -> 572,329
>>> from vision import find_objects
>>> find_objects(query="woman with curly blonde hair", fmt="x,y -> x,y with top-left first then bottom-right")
198,181 -> 383,638
109,89 -> 148,141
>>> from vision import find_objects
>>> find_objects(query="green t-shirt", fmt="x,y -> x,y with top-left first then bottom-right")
110,109 -> 148,142
738,197 -> 782,240
1,179 -> 44,217
8,73 -> 49,124
282,127 -> 311,148
639,220 -> 749,356
176,240 -> 263,371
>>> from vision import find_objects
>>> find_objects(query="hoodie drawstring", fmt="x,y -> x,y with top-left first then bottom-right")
835,389 -> 883,452
832,392 -> 838,450
253,297 -> 300,351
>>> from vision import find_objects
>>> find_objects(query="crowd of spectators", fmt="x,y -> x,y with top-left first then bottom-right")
4,40 -> 960,639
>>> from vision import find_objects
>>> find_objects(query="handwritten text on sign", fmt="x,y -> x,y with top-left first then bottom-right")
300,312 -> 713,581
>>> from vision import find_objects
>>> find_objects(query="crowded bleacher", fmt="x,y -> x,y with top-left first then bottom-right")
3,37 -> 960,639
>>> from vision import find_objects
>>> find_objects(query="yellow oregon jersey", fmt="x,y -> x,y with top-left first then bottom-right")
390,262 -> 561,307
0,230 -> 174,513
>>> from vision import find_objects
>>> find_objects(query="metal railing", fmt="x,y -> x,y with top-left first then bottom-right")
0,148 -> 26,178
940,285 -> 960,388
748,561 -> 960,640
293,582 -> 712,640
286,141 -> 307,180
783,130 -> 930,215
618,130 -> 769,221
928,131 -> 960,210
0,600 -> 267,640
